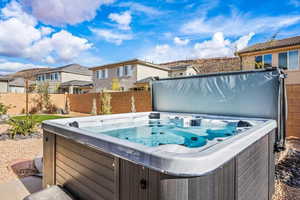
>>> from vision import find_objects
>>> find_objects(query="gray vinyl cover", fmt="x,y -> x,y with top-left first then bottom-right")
152,68 -> 286,149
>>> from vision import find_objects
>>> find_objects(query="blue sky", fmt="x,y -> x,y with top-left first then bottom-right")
0,0 -> 299,74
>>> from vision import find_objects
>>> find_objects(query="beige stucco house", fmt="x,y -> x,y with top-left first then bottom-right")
0,76 -> 31,93
35,64 -> 92,93
0,76 -> 10,93
236,36 -> 300,84
90,59 -> 169,92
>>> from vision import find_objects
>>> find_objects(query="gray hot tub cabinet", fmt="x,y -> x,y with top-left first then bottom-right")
43,129 -> 275,200
43,69 -> 285,200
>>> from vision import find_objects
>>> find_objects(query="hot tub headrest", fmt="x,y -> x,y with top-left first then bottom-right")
69,121 -> 79,128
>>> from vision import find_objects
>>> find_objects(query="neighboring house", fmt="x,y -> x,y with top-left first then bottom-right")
60,80 -> 93,94
0,68 -> 50,94
0,76 -> 10,93
132,76 -> 159,91
35,64 -> 92,93
236,36 -> 300,84
8,77 -> 29,93
160,57 -> 240,76
90,59 -> 169,92
0,76 -> 33,93
169,64 -> 197,77
165,64 -> 197,77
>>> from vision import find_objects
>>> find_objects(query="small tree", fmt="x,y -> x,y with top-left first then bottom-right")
65,94 -> 70,114
100,92 -> 112,115
111,78 -> 121,91
131,95 -> 136,113
91,97 -> 97,115
35,82 -> 55,113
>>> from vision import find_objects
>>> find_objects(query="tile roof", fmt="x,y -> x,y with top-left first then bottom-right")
36,64 -> 92,76
7,77 -> 34,87
159,57 -> 240,73
135,76 -> 159,83
237,36 -> 300,54
0,75 -> 12,81
60,80 -> 93,87
90,59 -> 170,71
167,64 -> 193,71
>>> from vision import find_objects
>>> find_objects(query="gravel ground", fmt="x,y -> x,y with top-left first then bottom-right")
0,124 -> 42,184
273,138 -> 300,200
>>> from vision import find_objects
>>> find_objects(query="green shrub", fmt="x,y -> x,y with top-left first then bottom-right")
0,102 -> 10,115
8,115 -> 38,139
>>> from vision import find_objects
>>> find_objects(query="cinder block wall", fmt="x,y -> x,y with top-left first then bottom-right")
68,91 -> 152,114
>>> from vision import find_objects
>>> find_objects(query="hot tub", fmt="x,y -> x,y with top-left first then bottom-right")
42,69 -> 286,200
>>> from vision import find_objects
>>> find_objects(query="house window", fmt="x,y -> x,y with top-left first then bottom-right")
255,54 -> 272,69
97,69 -> 108,79
124,65 -> 133,76
73,88 -> 82,94
263,54 -> 272,67
279,52 -> 287,69
46,73 -> 51,80
54,72 -> 59,80
50,72 -> 59,81
38,74 -> 45,81
117,67 -> 124,77
279,50 -> 299,70
255,56 -> 263,69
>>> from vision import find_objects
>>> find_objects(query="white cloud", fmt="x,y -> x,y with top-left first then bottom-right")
289,0 -> 300,7
0,59 -> 48,74
233,32 -> 255,51
50,31 -> 92,62
118,2 -> 163,16
142,32 -> 254,63
2,0 -> 37,26
193,32 -> 234,58
0,1 -> 93,64
174,37 -> 189,45
108,11 -> 132,30
24,30 -> 92,63
91,28 -> 133,45
40,27 -> 54,36
181,11 -> 300,36
22,0 -> 115,26
0,18 -> 41,57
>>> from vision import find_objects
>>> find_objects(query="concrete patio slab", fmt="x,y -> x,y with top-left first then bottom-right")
0,176 -> 42,200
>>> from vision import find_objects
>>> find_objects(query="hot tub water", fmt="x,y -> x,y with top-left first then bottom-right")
82,116 -> 252,148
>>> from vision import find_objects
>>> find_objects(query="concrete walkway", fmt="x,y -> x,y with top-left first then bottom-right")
0,176 -> 42,200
